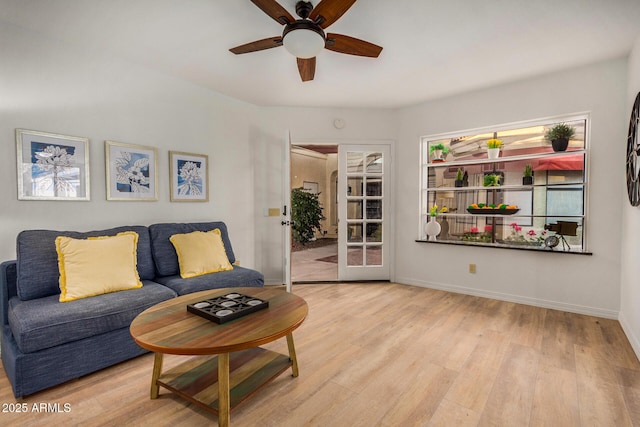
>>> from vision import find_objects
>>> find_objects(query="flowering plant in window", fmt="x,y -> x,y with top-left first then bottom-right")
504,222 -> 547,246
463,225 -> 492,242
429,205 -> 448,217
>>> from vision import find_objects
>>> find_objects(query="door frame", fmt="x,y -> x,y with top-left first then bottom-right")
287,137 -> 395,283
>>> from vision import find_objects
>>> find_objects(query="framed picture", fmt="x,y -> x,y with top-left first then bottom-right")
16,129 -> 90,201
105,141 -> 158,201
303,181 -> 318,195
169,151 -> 209,202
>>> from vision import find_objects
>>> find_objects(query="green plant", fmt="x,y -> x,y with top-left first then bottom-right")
429,143 -> 450,154
486,138 -> 503,149
524,164 -> 533,177
483,173 -> 501,187
545,123 -> 575,141
456,168 -> 464,181
291,187 -> 325,244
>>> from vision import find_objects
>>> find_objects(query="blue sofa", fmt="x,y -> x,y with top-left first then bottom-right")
0,222 -> 264,398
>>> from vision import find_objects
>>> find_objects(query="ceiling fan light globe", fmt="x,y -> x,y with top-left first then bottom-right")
283,28 -> 325,59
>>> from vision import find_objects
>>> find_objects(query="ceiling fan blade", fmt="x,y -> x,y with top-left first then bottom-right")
325,33 -> 382,57
310,0 -> 357,29
229,37 -> 283,54
297,57 -> 316,82
250,0 -> 294,25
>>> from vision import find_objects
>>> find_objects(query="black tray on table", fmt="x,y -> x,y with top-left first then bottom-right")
187,293 -> 269,324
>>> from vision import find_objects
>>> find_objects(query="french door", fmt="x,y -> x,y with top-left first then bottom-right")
338,145 -> 391,281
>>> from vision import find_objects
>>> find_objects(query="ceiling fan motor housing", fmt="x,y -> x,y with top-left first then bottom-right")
295,1 -> 314,19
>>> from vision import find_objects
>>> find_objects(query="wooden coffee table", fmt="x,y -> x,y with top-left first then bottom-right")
130,287 -> 308,427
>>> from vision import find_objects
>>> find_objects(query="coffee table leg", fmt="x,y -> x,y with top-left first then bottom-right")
150,353 -> 163,399
286,333 -> 299,377
218,352 -> 230,427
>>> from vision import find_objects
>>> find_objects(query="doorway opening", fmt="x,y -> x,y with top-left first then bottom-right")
290,144 -> 338,283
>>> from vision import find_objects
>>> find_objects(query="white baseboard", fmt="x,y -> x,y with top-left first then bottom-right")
395,276 -> 619,319
619,312 -> 640,361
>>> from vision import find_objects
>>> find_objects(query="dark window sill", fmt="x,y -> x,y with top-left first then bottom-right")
415,239 -> 593,255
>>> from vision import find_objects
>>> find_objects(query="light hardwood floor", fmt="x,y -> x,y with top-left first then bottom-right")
1,283 -> 639,426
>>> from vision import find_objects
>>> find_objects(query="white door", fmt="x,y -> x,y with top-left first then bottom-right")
282,130 -> 292,292
338,145 -> 391,281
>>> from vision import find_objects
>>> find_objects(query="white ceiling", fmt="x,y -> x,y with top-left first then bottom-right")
2,0 -> 640,109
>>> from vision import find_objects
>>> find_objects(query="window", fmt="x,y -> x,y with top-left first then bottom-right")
419,114 -> 590,253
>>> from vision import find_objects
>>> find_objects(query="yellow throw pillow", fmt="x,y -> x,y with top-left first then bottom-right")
56,232 -> 143,302
169,229 -> 233,278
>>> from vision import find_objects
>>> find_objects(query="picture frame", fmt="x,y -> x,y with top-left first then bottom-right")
16,129 -> 90,201
303,181 -> 318,195
169,151 -> 209,202
105,141 -> 158,201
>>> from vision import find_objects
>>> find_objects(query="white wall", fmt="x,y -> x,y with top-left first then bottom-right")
395,59 -> 627,318
620,34 -> 640,358
0,23 -> 260,266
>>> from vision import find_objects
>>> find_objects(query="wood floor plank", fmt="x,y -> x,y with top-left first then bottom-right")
540,309 -> 578,372
530,363 -> 580,426
0,283 -> 638,426
444,329 -> 511,413
575,345 -> 634,426
428,398 -> 482,427
477,343 -> 540,427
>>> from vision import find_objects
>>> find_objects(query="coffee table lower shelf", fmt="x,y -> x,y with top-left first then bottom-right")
157,347 -> 292,415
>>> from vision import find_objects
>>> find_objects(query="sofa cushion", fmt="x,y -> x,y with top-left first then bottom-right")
8,280 -> 176,354
149,222 -> 236,277
169,229 -> 233,278
152,266 -> 263,296
56,232 -> 143,302
16,226 -> 154,301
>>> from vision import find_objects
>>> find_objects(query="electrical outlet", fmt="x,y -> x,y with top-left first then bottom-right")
469,263 -> 476,274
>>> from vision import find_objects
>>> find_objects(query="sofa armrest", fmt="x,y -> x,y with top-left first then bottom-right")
0,261 -> 17,327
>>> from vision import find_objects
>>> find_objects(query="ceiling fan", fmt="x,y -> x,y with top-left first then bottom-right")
229,0 -> 383,82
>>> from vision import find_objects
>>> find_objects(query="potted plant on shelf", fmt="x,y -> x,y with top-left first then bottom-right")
545,123 -> 575,152
523,164 -> 533,185
483,173 -> 501,187
429,143 -> 449,162
486,138 -> 503,159
455,168 -> 464,187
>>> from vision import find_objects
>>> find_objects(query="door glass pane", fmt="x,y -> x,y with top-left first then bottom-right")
347,246 -> 363,266
347,152 -> 364,173
348,223 -> 363,242
347,177 -> 363,196
366,200 -> 382,219
366,224 -> 382,242
366,178 -> 382,196
366,153 -> 383,173
366,246 -> 382,266
347,200 -> 363,219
